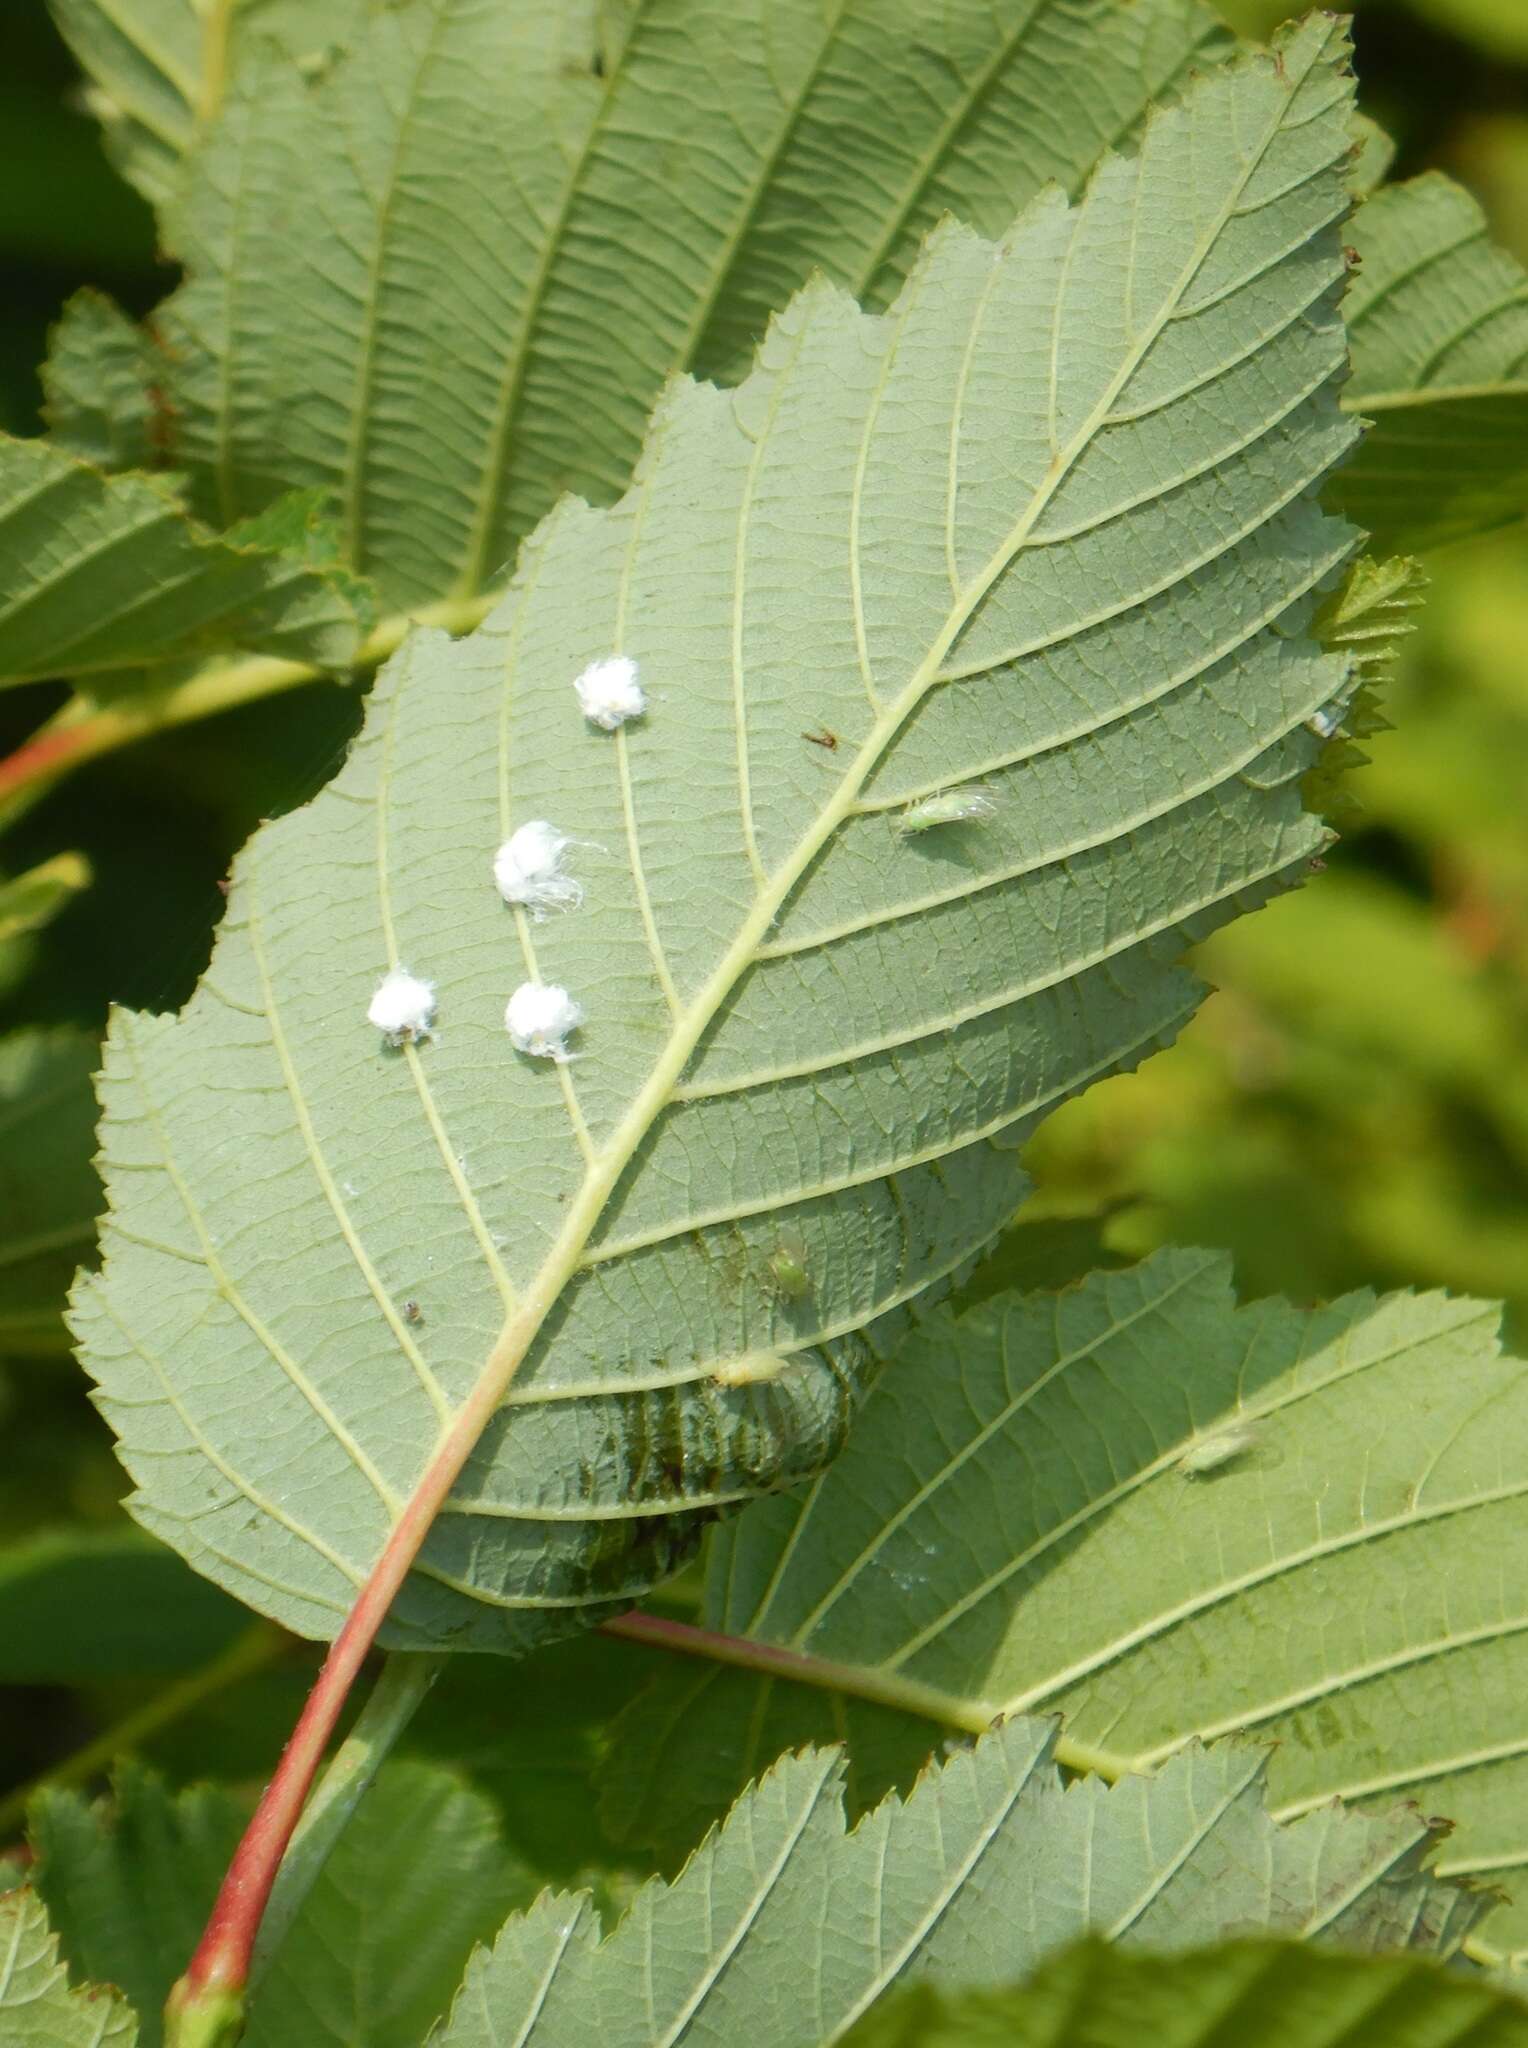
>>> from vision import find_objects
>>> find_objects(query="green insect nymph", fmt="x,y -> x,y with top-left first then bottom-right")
767,1231 -> 812,1301
895,782 -> 999,835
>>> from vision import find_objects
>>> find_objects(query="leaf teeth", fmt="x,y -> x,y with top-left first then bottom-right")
599,1246 -> 1528,1946
0,1888 -> 136,2045
430,1716 -> 1480,2044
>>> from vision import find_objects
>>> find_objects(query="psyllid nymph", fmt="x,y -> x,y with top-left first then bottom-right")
574,654 -> 644,730
367,967 -> 436,1045
493,820 -> 586,918
505,980 -> 584,1062
767,1229 -> 812,1301
1178,1420 -> 1260,1477
896,783 -> 999,835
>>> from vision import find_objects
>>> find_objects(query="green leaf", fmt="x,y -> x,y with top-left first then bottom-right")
1333,174 -> 1528,554
0,1529 -> 245,1684
47,0 -> 204,206
0,1031 -> 102,1361
46,0 -> 362,208
430,1721 -> 1481,2048
42,291 -> 162,474
400,1632 -> 665,1882
29,1769 -> 243,2045
76,26 -> 1362,1655
0,441 -> 371,688
0,854 -> 92,946
1403,0 -> 1528,64
153,0 -> 1230,605
838,1939 -> 1528,2048
1348,113 -> 1396,200
30,1760 -> 534,2048
242,1760 -> 538,2048
1303,554 -> 1425,825
1315,554 -> 1426,711
0,1887 -> 137,2048
598,1249 -> 1528,1959
0,854 -> 90,1002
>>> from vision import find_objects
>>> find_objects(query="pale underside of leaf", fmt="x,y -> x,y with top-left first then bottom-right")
599,1247 -> 1528,1962
75,22 -> 1360,1657
429,1721 -> 1482,2048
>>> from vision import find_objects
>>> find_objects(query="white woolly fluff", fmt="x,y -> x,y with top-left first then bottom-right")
493,820 -> 583,918
505,980 -> 584,1062
367,968 -> 436,1044
574,654 -> 644,731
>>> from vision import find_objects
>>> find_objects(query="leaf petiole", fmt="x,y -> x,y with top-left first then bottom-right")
250,1652 -> 442,1989
599,1610 -> 1130,1783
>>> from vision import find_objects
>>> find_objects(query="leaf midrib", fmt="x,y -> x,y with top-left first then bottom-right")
825,1752 -> 1044,2041
380,38 -> 1336,1613
650,1766 -> 835,2048
1348,379 -> 1528,411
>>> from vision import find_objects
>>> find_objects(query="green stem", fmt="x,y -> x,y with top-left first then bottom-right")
598,1611 -> 1131,1783
0,591 -> 500,830
249,1652 -> 441,1989
0,1623 -> 282,1840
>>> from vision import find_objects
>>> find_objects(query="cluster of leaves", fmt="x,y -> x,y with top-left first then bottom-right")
1034,0 -> 1528,1335
1,0 -> 1527,2043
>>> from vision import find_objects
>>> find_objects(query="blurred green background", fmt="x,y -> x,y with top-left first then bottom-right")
1,0 -> 1525,1845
